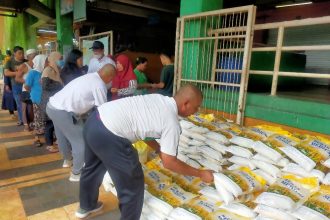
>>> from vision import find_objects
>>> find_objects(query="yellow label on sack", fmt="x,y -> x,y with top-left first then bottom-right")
282,174 -> 319,192
160,184 -> 198,207
303,191 -> 330,218
182,196 -> 217,218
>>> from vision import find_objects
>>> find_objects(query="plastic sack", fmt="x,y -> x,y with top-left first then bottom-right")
225,145 -> 253,158
181,196 -> 218,219
160,184 -> 198,207
254,204 -> 297,220
292,186 -> 330,220
167,207 -> 202,220
229,136 -> 254,149
255,178 -> 310,211
220,202 -> 257,218
252,141 -> 282,162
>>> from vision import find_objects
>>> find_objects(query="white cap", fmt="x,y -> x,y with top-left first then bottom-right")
25,49 -> 37,57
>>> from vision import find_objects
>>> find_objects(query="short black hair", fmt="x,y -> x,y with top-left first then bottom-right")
6,50 -> 12,56
136,56 -> 148,65
159,49 -> 173,58
13,46 -> 23,53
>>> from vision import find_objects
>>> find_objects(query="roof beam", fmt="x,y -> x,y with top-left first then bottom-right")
111,0 -> 179,13
96,1 -> 176,23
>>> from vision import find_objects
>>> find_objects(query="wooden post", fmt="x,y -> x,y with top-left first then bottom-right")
271,26 -> 284,96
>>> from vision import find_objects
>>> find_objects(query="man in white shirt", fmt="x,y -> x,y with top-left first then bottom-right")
46,63 -> 116,182
87,41 -> 116,73
75,84 -> 214,219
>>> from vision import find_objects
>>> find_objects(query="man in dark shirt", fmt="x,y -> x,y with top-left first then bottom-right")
4,46 -> 25,125
152,50 -> 175,97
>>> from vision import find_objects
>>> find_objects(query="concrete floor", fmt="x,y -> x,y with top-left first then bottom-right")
0,109 -> 120,220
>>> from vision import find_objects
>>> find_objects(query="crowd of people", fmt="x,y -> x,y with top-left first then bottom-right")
1,41 -> 213,220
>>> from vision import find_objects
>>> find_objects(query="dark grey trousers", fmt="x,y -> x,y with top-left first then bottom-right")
79,110 -> 144,220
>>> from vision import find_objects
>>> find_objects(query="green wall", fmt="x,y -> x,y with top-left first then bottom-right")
180,0 -> 223,16
55,0 -> 73,54
3,13 -> 37,51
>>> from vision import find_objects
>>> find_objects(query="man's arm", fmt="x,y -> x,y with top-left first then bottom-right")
143,140 -> 160,153
160,152 -> 214,183
15,64 -> 27,84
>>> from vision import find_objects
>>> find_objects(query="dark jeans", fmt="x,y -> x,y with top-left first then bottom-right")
44,120 -> 55,146
79,110 -> 144,220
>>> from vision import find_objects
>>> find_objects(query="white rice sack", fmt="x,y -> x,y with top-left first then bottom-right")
227,164 -> 242,171
146,211 -> 166,220
204,131 -> 228,144
180,120 -> 195,129
252,141 -> 282,162
254,204 -> 297,220
186,159 -> 201,169
199,145 -> 223,161
292,189 -> 330,220
205,139 -> 227,154
322,158 -> 330,168
146,195 -> 174,216
309,169 -> 325,182
180,135 -> 191,144
186,153 -> 203,161
228,156 -> 256,170
141,203 -> 151,216
180,146 -> 200,154
197,158 -> 222,172
253,169 -> 276,185
189,126 -> 209,134
322,172 -> 330,185
293,206 -> 329,220
282,163 -> 310,178
278,158 -> 290,167
280,146 -> 316,172
252,159 -> 281,178
255,192 -> 295,211
102,171 -> 116,194
255,178 -> 310,211
213,175 -> 235,204
220,202 -> 257,218
213,172 -> 244,197
168,208 -> 202,220
254,215 -> 275,220
177,152 -> 190,163
225,145 -> 253,158
187,139 -> 204,146
189,132 -> 207,142
252,153 -> 276,164
230,136 -> 255,148
199,186 -> 223,202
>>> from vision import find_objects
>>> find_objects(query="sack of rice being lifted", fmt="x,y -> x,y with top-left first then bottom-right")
292,185 -> 330,220
255,178 -> 310,211
214,167 -> 266,204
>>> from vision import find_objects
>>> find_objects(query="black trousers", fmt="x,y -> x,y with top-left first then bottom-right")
79,110 -> 144,220
44,120 -> 55,146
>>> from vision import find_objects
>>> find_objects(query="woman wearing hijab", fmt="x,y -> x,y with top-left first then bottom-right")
40,52 -> 63,153
111,54 -> 137,100
25,54 -> 47,147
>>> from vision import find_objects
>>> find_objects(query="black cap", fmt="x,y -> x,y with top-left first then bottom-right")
89,41 -> 104,50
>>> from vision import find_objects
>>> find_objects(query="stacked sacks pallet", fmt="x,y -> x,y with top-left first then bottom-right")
107,113 -> 330,219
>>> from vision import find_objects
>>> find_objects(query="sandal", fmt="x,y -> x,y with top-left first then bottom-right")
34,140 -> 43,147
46,146 -> 59,153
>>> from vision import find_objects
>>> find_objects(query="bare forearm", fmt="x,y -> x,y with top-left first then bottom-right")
161,154 -> 200,177
143,140 -> 160,153
4,70 -> 16,77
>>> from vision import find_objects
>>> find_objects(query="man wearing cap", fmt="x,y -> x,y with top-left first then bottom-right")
46,63 -> 117,182
15,49 -> 38,131
87,41 -> 115,73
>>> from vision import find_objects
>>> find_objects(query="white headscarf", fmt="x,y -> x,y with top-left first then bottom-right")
32,54 -> 47,73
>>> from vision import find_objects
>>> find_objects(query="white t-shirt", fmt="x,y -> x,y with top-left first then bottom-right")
98,94 -> 181,156
87,56 -> 116,73
49,72 -> 107,115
